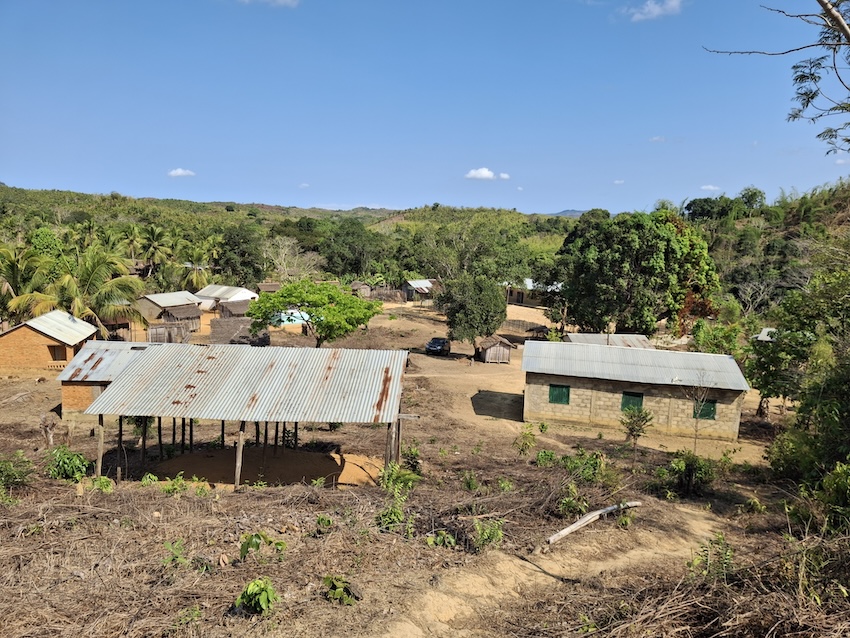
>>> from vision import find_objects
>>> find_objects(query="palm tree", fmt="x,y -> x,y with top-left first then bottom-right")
0,244 -> 46,325
182,245 -> 211,292
141,225 -> 173,277
10,242 -> 144,338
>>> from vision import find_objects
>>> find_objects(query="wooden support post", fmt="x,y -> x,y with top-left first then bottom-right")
262,421 -> 268,470
96,414 -> 105,478
141,417 -> 148,465
255,421 -> 260,446
181,418 -> 186,454
235,421 -> 246,488
274,422 -> 279,456
384,421 -> 401,467
118,416 -> 124,470
294,422 -> 298,448
172,417 -> 176,447
220,420 -> 225,448
157,417 -> 163,460
282,422 -> 287,449
189,418 -> 194,453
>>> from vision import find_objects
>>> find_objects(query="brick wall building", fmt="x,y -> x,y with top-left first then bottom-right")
0,311 -> 97,370
522,341 -> 749,442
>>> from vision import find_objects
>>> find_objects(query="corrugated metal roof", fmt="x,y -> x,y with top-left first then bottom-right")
564,333 -> 655,349
195,285 -> 258,302
85,344 -> 408,423
522,341 -> 749,392
406,279 -> 433,290
143,291 -> 202,308
57,341 -> 159,383
25,310 -> 97,345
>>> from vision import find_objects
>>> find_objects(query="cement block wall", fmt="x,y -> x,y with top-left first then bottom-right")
523,373 -> 744,442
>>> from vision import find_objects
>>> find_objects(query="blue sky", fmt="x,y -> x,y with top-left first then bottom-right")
1,0 -> 847,215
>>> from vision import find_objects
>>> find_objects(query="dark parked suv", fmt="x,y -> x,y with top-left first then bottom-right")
425,337 -> 451,356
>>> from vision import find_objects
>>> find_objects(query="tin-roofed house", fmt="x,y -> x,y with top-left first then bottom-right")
137,291 -> 202,342
522,341 -> 750,441
57,341 -> 158,424
0,310 -> 97,370
402,279 -> 438,303
563,333 -> 654,349
194,284 -> 259,312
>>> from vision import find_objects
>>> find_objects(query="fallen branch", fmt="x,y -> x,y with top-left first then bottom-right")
547,501 -> 642,545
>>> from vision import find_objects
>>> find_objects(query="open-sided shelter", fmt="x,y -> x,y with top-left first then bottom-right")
522,341 -> 749,441
57,341 -> 159,424
84,343 -> 408,484
0,310 -> 97,370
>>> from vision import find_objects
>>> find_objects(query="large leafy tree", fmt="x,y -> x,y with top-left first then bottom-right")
9,242 -> 144,338
434,274 -> 507,344
214,223 -> 266,287
246,280 -> 382,348
541,210 -> 718,336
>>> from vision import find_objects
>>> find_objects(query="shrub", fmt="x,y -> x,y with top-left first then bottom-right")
688,532 -> 735,583
513,424 -> 537,456
91,476 -> 113,493
461,470 -> 480,492
535,449 -> 557,468
0,451 -> 34,490
140,472 -> 158,487
376,485 -> 408,532
379,462 -> 420,491
161,472 -> 188,496
621,406 -> 653,465
426,530 -> 456,548
323,575 -> 357,605
560,448 -> 610,484
239,531 -> 286,561
670,450 -> 716,496
767,427 -> 819,481
472,519 -> 504,552
557,482 -> 588,518
46,445 -> 89,482
401,440 -> 421,474
236,577 -> 280,615
817,462 -> 850,532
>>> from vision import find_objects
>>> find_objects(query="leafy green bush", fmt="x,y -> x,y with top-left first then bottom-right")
670,450 -> 716,496
767,427 -> 819,481
90,476 -> 113,493
557,482 -> 588,518
688,532 -> 735,583
461,470 -> 480,491
46,445 -> 89,482
472,519 -> 504,552
817,462 -> 850,532
236,577 -> 280,615
0,451 -> 34,490
161,472 -> 188,496
426,530 -> 456,548
376,485 -> 408,532
559,448 -> 616,487
513,424 -> 537,456
323,575 -> 357,605
535,449 -> 557,468
239,531 -> 286,561
401,440 -> 421,474
140,472 -> 158,486
379,462 -> 420,491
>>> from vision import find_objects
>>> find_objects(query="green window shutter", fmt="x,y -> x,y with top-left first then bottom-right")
549,385 -> 570,405
694,399 -> 717,420
621,391 -> 644,411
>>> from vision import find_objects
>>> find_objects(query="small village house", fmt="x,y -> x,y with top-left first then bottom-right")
57,341 -> 157,425
522,341 -> 749,441
563,333 -> 654,349
401,279 -> 437,303
136,291 -> 203,341
504,278 -> 549,307
475,335 -> 517,363
194,284 -> 258,312
0,310 -> 97,370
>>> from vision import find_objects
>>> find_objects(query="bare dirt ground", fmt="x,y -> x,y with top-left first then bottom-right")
0,303 -> 806,637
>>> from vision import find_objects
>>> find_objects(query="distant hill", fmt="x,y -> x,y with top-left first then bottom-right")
551,209 -> 586,218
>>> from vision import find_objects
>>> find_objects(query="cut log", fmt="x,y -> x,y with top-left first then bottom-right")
547,501 -> 642,545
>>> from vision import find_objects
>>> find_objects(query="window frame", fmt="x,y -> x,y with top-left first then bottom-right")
621,391 -> 644,411
548,384 -> 570,405
694,399 -> 717,420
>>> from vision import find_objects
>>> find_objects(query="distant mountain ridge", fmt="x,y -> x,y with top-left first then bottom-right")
552,209 -> 587,218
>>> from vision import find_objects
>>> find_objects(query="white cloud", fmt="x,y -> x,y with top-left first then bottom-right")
298,182 -> 310,188
836,158 -> 850,165
626,0 -> 682,22
168,168 -> 196,177
613,179 -> 625,185
465,167 -> 496,180
649,136 -> 665,143
238,0 -> 299,7
517,186 -> 524,191
499,172 -> 510,180
701,184 -> 720,191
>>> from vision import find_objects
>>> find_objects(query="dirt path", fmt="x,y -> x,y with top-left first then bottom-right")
371,504 -> 719,638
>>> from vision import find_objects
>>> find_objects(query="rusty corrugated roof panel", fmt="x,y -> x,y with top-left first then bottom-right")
564,333 -> 655,349
25,310 -> 98,346
84,344 -> 407,423
522,341 -> 749,392
56,341 -> 159,383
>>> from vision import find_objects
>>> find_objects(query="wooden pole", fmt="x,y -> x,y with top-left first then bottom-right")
141,417 -> 148,465
171,417 -> 176,447
273,422 -> 279,456
385,421 -> 401,467
254,421 -> 260,446
157,417 -> 163,460
220,420 -> 225,448
234,421 -> 246,488
189,418 -> 194,453
282,422 -> 287,449
181,418 -> 186,454
262,421 -> 268,471
547,501 -> 642,545
96,414 -> 104,478
117,416 -> 124,470
294,422 -> 298,448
